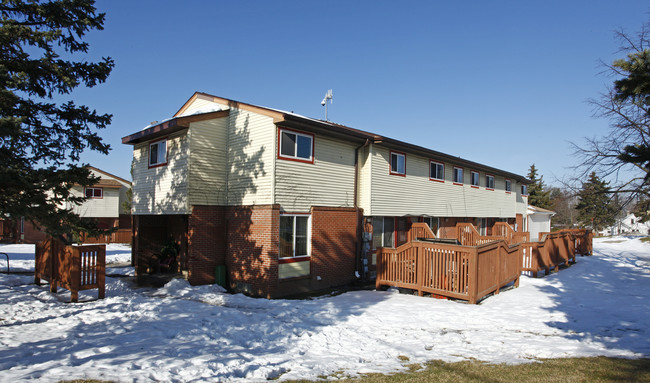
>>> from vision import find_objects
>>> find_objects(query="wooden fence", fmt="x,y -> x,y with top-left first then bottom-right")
376,239 -> 521,304
35,238 -> 106,303
80,228 -> 132,245
407,222 -> 437,241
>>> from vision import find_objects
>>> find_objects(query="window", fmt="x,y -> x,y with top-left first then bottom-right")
429,161 -> 444,181
422,217 -> 439,237
521,184 -> 528,195
149,139 -> 167,167
471,171 -> 479,187
85,187 -> 103,199
372,217 -> 395,249
279,215 -> 310,258
505,179 -> 512,192
453,167 -> 464,184
486,175 -> 495,190
390,151 -> 405,176
279,128 -> 313,163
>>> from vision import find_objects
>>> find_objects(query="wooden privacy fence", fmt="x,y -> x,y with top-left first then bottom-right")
80,228 -> 132,245
521,229 -> 592,277
376,239 -> 521,304
35,238 -> 106,303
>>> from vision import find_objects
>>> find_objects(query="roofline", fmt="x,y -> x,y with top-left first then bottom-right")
86,166 -> 131,186
128,92 -> 530,182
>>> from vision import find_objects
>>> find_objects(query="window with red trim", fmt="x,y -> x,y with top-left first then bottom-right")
279,128 -> 313,162
453,167 -> 464,184
471,171 -> 479,187
486,174 -> 495,189
505,179 -> 512,192
390,151 -> 405,175
429,161 -> 444,181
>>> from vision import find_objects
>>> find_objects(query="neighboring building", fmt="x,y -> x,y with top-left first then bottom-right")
599,213 -> 650,236
527,205 -> 556,241
1,166 -> 131,243
122,92 -> 530,298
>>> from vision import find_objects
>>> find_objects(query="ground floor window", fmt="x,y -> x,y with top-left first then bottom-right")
372,216 -> 394,249
422,216 -> 440,237
280,214 -> 310,258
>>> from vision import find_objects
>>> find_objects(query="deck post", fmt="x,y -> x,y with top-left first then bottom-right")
375,248 -> 382,290
416,242 -> 424,296
468,248 -> 478,304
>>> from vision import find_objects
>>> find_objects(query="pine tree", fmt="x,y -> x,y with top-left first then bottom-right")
0,0 -> 114,240
526,164 -> 552,210
575,172 -> 618,232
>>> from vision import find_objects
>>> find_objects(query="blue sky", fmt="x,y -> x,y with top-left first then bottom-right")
73,1 -> 649,186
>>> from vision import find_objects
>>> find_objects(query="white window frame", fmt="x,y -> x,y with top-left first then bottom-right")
521,184 -> 528,195
429,161 -> 444,181
471,171 -> 480,187
486,174 -> 495,190
453,167 -> 464,184
149,138 -> 168,167
279,214 -> 311,259
389,151 -> 406,176
505,179 -> 512,192
278,128 -> 314,163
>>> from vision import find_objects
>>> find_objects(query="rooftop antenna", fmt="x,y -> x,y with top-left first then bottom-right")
321,89 -> 333,121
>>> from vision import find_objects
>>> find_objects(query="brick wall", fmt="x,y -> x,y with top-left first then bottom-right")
226,204 -> 279,297
310,206 -> 360,289
187,206 -> 226,285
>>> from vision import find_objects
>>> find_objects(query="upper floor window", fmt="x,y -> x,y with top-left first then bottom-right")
279,128 -> 314,163
471,171 -> 480,187
505,179 -> 512,192
149,138 -> 167,167
429,161 -> 444,181
453,167 -> 464,184
521,184 -> 528,195
390,151 -> 406,176
486,175 -> 495,190
85,187 -> 103,199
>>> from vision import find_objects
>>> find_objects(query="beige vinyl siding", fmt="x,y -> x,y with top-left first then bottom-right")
357,144 -> 372,215
188,118 -> 228,206
69,186 -> 120,218
369,146 -> 517,218
131,131 -> 189,215
275,133 -> 356,212
226,108 -> 275,205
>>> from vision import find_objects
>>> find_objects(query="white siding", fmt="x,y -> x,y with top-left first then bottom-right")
70,186 -> 120,218
226,108 -> 275,206
131,132 -> 190,215
368,146 -> 517,218
188,118 -> 228,206
275,133 -> 356,212
528,213 -> 552,241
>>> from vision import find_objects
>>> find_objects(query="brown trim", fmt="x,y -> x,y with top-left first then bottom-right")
86,166 -> 131,186
175,92 -> 284,120
389,150 -> 406,176
277,127 -> 315,164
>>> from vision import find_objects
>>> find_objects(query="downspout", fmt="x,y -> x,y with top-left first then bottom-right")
354,139 -> 371,281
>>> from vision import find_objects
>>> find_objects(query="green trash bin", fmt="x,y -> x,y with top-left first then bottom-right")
214,265 -> 226,288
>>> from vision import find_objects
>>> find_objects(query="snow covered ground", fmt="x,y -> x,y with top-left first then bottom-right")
0,237 -> 648,382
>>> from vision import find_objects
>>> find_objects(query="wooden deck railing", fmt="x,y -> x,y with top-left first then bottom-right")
376,239 -> 521,304
407,222 -> 437,241
456,223 -> 503,246
491,222 -> 529,244
35,238 -> 106,302
521,229 -> 591,277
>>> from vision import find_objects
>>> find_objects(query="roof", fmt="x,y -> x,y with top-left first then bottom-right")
122,92 -> 530,183
86,166 -> 131,186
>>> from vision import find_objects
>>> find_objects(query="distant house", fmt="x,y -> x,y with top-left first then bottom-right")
122,92 -> 530,298
0,166 -> 131,243
526,205 -> 555,241
599,213 -> 650,236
